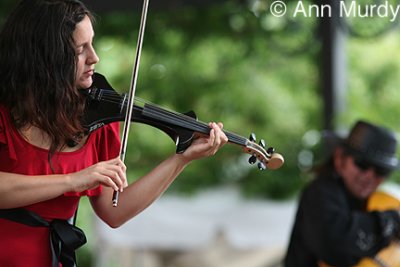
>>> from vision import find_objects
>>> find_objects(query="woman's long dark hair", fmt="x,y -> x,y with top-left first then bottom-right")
0,0 -> 94,164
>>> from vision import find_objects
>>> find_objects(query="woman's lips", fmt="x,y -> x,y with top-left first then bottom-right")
84,69 -> 94,76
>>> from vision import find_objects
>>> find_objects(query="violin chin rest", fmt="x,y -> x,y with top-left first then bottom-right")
267,153 -> 284,170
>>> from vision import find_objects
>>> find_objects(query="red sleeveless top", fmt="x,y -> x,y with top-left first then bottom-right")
0,104 -> 120,266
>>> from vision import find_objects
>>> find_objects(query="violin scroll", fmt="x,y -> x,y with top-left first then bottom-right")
245,133 -> 284,170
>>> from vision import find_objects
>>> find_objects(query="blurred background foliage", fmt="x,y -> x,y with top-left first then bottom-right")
3,0 -> 400,266
91,0 -> 321,200
89,0 -> 400,199
2,0 -> 400,200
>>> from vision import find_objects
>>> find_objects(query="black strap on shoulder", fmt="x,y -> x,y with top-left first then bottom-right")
0,208 -> 87,267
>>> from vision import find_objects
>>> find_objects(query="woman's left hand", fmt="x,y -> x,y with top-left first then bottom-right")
181,122 -> 228,162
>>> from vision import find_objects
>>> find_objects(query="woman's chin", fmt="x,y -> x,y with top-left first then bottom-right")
78,77 -> 93,89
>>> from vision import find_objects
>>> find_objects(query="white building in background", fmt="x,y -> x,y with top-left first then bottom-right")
93,186 -> 297,267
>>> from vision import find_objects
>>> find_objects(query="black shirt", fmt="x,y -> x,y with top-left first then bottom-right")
284,172 -> 400,267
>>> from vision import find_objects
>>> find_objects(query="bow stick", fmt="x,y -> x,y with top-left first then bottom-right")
112,0 -> 150,207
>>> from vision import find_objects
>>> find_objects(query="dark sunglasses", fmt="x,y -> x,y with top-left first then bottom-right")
353,158 -> 392,177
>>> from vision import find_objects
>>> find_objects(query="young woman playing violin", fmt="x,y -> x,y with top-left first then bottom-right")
0,0 -> 227,266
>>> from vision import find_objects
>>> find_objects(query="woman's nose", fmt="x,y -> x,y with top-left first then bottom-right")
87,46 -> 99,65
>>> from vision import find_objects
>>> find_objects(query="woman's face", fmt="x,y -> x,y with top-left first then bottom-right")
334,149 -> 386,199
73,15 -> 99,89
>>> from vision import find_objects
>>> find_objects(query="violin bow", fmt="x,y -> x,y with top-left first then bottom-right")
112,0 -> 150,207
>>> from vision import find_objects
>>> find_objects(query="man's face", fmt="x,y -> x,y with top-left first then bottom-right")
335,150 -> 388,199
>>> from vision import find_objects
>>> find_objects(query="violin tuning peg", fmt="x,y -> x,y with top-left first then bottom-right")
259,139 -> 266,148
258,162 -> 267,171
248,155 -> 257,164
267,147 -> 275,154
249,133 -> 256,142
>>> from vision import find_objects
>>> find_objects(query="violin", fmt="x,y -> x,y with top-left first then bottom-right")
80,72 -> 284,171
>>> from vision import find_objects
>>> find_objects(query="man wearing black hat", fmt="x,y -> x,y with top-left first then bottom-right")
284,120 -> 400,267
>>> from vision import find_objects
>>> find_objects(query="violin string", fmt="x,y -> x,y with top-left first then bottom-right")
95,89 -> 247,145
102,90 -> 246,145
143,103 -> 246,145
143,102 -> 248,145
145,103 -> 208,132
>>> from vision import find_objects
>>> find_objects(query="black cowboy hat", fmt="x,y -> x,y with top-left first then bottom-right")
341,120 -> 399,171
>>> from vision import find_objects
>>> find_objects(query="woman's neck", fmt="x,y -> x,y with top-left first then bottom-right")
19,125 -> 86,152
